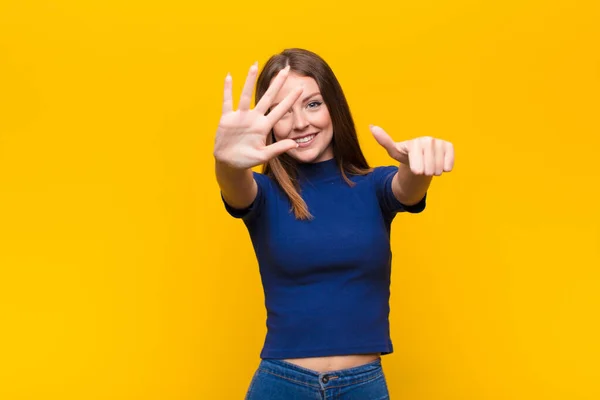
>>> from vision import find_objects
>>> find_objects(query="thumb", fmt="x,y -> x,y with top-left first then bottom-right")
262,139 -> 298,160
369,125 -> 399,157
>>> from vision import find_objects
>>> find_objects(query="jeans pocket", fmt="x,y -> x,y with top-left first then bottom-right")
338,372 -> 390,399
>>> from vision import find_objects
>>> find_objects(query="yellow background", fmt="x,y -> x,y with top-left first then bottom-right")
1,1 -> 599,399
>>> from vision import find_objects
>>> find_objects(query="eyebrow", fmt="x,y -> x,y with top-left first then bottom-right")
271,92 -> 322,108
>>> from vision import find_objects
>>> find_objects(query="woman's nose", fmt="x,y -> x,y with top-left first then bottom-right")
292,110 -> 309,130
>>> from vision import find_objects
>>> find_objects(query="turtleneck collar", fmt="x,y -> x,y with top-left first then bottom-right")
296,157 -> 339,182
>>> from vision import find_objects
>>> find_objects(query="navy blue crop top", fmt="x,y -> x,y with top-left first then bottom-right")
221,158 -> 426,359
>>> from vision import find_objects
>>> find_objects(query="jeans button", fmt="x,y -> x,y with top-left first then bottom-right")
321,376 -> 329,383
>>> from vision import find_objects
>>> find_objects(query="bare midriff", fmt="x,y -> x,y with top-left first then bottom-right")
283,353 -> 381,373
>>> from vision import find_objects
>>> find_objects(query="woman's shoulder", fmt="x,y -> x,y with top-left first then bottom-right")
369,165 -> 400,174
252,170 -> 273,185
348,165 -> 399,182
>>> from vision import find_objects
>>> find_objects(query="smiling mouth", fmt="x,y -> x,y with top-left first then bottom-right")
294,133 -> 318,146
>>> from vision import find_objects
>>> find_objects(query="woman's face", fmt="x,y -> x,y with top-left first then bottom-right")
269,72 -> 334,164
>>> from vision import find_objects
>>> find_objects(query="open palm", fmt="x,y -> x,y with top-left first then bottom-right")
213,63 -> 303,170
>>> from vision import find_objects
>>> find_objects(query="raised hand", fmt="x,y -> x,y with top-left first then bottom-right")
213,63 -> 304,170
370,125 -> 454,176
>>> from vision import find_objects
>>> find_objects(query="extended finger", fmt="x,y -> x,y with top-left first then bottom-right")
262,139 -> 298,160
255,65 -> 291,115
265,86 -> 303,126
222,73 -> 233,114
369,125 -> 400,158
238,62 -> 259,111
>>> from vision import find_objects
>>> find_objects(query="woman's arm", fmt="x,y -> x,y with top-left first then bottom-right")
369,125 -> 454,205
213,63 -> 302,210
391,163 -> 433,206
215,160 -> 257,210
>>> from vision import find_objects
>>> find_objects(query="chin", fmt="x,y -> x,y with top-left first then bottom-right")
290,149 -> 322,164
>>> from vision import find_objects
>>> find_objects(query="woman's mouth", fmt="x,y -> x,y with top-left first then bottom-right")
294,133 -> 318,148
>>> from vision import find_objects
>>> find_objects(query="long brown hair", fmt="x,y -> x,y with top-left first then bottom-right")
256,48 -> 371,220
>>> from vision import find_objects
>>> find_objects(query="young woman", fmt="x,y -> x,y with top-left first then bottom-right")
214,48 -> 454,399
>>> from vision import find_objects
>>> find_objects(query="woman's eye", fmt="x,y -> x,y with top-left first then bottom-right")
307,101 -> 322,109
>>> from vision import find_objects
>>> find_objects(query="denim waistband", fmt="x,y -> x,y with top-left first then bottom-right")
257,358 -> 384,390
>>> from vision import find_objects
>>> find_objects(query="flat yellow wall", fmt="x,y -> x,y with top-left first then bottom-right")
1,1 -> 598,398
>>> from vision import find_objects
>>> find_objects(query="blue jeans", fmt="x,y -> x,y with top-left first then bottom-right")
245,358 -> 390,399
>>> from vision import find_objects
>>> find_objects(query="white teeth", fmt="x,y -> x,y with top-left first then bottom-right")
295,134 -> 315,144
